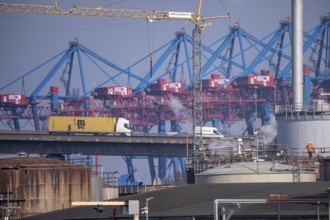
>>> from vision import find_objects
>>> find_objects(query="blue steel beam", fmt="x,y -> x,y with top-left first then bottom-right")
327,26 -> 330,68
182,34 -> 193,83
79,44 -> 143,88
134,36 -> 184,93
0,49 -> 66,93
201,32 -> 236,79
148,157 -> 156,184
157,120 -> 166,184
66,53 -> 75,96
123,156 -> 135,183
280,18 -> 330,80
31,103 -> 40,130
237,27 -> 247,74
237,25 -> 288,79
315,28 -> 326,77
170,120 -> 186,184
80,52 -> 122,93
122,40 -> 175,91
76,44 -> 88,96
185,27 -> 280,84
218,24 -> 292,81
31,47 -> 76,97
226,34 -> 236,78
12,107 -> 20,130
274,34 -> 286,78
172,44 -> 181,81
150,34 -> 192,90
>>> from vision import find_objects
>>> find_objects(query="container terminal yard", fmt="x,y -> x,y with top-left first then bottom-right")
0,0 -> 330,219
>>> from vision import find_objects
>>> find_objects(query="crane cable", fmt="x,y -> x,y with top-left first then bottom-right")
147,18 -> 156,78
218,0 -> 231,26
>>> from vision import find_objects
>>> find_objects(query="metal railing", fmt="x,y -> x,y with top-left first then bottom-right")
103,171 -> 119,187
275,100 -> 330,116
187,144 -> 330,174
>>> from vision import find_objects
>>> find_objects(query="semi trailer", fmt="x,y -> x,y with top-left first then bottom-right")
48,116 -> 133,136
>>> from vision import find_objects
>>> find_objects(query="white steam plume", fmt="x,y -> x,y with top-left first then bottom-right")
168,95 -> 186,118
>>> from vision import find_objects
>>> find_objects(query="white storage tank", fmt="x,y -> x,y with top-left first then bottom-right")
195,162 -> 316,184
276,112 -> 330,156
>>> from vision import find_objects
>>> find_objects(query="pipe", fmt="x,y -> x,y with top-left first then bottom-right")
292,0 -> 304,110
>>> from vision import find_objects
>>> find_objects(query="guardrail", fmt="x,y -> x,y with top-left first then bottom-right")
275,101 -> 330,115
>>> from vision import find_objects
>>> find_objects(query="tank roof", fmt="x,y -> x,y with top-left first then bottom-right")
197,161 -> 297,175
0,157 -> 82,169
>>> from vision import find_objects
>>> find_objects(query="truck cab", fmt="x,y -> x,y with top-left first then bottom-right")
115,118 -> 134,136
194,126 -> 224,138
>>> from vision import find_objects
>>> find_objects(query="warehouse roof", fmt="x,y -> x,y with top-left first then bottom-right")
21,182 -> 330,220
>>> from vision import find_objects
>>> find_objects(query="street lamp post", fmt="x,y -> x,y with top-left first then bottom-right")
254,131 -> 259,173
142,197 -> 155,220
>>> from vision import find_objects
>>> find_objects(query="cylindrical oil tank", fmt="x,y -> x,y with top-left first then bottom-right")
0,157 -> 91,218
276,113 -> 330,155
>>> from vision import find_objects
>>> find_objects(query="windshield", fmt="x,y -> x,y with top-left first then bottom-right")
124,122 -> 135,131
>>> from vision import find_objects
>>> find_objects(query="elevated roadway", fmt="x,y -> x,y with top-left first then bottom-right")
0,131 -> 193,157
0,131 -> 254,157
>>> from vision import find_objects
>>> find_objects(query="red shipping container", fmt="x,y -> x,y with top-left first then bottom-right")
255,75 -> 274,87
211,74 -> 220,79
148,80 -> 185,92
203,78 -> 229,88
94,87 -> 108,96
95,86 -> 132,96
111,86 -> 132,96
0,94 -> 26,105
260,70 -> 270,75
166,82 -> 185,92
158,78 -> 166,84
217,78 -> 230,85
148,83 -> 166,92
304,66 -> 311,74
50,86 -> 59,94
202,79 -> 217,88
232,75 -> 274,87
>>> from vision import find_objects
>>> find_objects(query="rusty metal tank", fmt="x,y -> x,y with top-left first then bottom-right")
0,157 -> 91,218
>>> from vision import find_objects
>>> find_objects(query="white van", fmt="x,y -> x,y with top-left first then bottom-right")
194,126 -> 224,138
